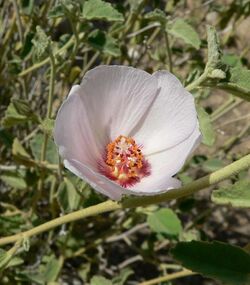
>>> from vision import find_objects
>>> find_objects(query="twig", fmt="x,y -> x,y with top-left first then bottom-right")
0,154 -> 249,246
106,223 -> 147,243
138,269 -> 196,285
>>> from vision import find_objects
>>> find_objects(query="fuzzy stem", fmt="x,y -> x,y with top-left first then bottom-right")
185,67 -> 211,91
123,153 -> 250,208
0,154 -> 249,247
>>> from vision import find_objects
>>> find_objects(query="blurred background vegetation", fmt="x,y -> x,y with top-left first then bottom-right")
0,0 -> 250,284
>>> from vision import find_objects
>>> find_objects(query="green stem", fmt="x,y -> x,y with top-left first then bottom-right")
12,0 -> 23,43
123,153 -> 250,208
185,67 -> 211,92
164,31 -> 173,73
211,96 -> 234,119
126,23 -> 161,39
18,36 -> 75,77
81,51 -> 99,76
46,51 -> 56,119
0,238 -> 22,271
0,154 -> 249,247
0,201 -> 120,246
40,50 -> 56,161
33,51 -> 56,209
211,98 -> 242,122
68,15 -> 79,61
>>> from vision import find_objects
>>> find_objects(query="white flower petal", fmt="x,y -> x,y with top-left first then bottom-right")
54,85 -> 104,170
128,123 -> 201,194
54,66 -> 202,201
64,159 -> 128,200
80,65 -> 159,140
129,176 -> 182,194
133,71 -> 198,154
147,123 -> 201,174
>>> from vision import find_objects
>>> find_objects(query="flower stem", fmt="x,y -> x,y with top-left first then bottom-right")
138,269 -> 196,285
0,154 -> 249,247
33,50 -> 56,209
185,67 -> 211,92
164,31 -> 173,73
40,50 -> 55,162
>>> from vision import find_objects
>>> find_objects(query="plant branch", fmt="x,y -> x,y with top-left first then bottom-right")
185,67 -> 211,92
164,31 -> 173,73
0,201 -> 120,246
0,154 -> 249,247
123,153 -> 250,208
40,50 -> 56,162
138,269 -> 196,285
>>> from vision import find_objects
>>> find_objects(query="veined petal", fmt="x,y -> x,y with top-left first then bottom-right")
54,66 -> 202,200
80,65 -> 159,141
64,159 -> 128,200
64,158 -> 180,200
133,71 -> 198,154
129,123 -> 201,194
54,85 -> 103,170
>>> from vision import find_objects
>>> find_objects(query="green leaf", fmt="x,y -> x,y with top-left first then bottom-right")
12,99 -> 34,117
43,255 -> 62,282
30,133 -> 58,164
32,26 -> 50,60
88,30 -> 121,57
229,67 -> 250,91
197,106 -> 215,146
12,138 -> 35,167
2,102 -> 29,128
91,276 -> 113,285
48,4 -> 65,18
5,256 -> 24,269
167,19 -> 201,49
222,54 -> 242,68
83,0 -> 124,22
1,172 -> 27,190
112,268 -> 134,285
0,248 -> 23,270
0,249 -> 9,270
145,9 -> 166,25
57,178 -> 81,212
12,138 -> 31,160
212,180 -> 250,208
172,241 -> 250,285
23,255 -> 62,284
207,25 -> 222,69
216,82 -> 250,101
147,208 -> 182,237
2,99 -> 38,128
203,158 -> 225,172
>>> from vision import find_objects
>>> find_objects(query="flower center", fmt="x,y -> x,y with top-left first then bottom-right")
99,135 -> 150,187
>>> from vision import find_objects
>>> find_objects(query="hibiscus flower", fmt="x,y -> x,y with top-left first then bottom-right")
54,65 -> 201,200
